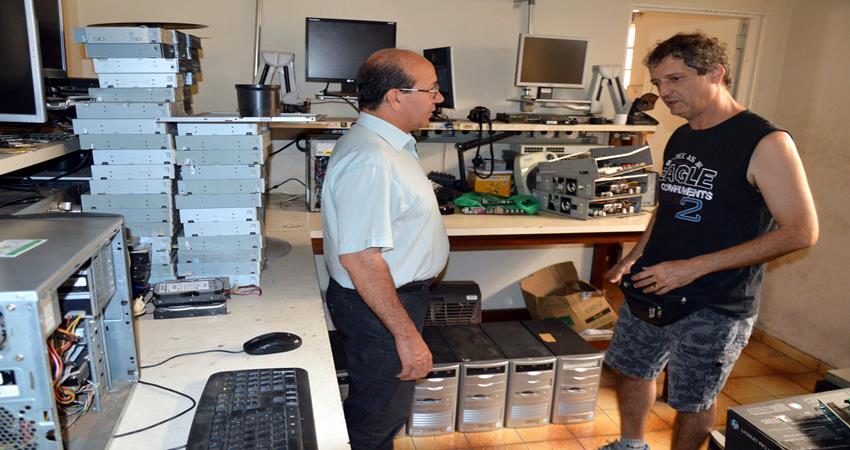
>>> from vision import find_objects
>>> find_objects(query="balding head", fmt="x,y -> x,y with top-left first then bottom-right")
356,49 -> 427,111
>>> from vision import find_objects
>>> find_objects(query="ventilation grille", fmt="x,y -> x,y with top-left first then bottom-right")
424,299 -> 481,326
0,406 -> 39,449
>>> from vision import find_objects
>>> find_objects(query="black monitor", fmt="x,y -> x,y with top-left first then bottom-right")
515,33 -> 590,92
305,17 -> 396,95
423,46 -> 456,112
35,0 -> 66,79
0,0 -> 48,123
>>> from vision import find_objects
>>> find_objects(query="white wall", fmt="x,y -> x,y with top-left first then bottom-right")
761,0 -> 850,368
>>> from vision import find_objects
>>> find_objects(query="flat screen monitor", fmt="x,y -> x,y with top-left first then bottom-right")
35,0 -> 66,78
423,46 -> 456,110
0,0 -> 48,123
305,17 -> 396,94
515,33 -> 590,89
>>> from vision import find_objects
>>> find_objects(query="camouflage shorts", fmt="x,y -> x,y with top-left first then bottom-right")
604,304 -> 756,412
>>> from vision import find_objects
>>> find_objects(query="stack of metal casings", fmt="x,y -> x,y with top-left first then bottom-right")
173,122 -> 268,288
437,324 -> 509,432
73,26 -> 203,284
534,144 -> 653,220
481,321 -> 557,428
521,319 -> 604,423
409,327 -> 461,436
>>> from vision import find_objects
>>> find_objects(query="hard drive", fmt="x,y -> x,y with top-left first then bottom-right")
97,73 -> 185,89
90,164 -> 176,179
178,207 -> 262,223
174,193 -> 263,209
174,134 -> 270,151
153,301 -> 227,319
76,102 -> 183,119
178,164 -> 264,180
84,43 -> 178,59
89,178 -> 174,195
182,221 -> 263,237
152,277 -> 229,306
175,149 -> 265,166
82,193 -> 174,210
74,26 -> 175,45
92,149 -> 176,165
72,118 -> 174,135
88,87 -> 183,103
176,123 -> 267,136
79,133 -> 175,150
177,179 -> 265,195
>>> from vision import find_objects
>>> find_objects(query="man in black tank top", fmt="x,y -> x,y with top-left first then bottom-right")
599,34 -> 818,450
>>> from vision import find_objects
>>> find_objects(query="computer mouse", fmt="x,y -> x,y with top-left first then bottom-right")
243,332 -> 303,355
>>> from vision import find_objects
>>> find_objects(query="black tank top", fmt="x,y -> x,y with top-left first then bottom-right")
633,110 -> 782,317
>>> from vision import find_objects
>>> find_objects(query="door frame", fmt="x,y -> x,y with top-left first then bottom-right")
631,3 -> 766,108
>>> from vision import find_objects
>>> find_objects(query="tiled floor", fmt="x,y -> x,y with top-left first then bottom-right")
393,340 -> 824,450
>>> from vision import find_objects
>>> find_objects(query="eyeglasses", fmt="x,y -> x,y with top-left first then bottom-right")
398,86 -> 441,96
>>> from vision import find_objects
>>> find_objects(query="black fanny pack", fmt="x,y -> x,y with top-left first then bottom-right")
621,279 -> 702,327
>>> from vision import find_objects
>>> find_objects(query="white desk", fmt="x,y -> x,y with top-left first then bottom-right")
111,206 -> 349,450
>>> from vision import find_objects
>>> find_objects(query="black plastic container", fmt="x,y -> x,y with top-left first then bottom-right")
235,84 -> 279,117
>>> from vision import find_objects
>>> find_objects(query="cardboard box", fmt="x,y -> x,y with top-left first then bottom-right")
520,261 -> 617,333
467,170 -> 512,197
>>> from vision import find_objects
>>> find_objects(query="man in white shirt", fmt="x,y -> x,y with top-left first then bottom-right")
321,48 -> 449,450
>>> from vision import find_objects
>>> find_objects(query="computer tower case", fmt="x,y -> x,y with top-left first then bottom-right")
408,327 -> 461,436
437,324 -> 509,432
305,134 -> 340,211
481,321 -> 557,428
522,319 -> 604,423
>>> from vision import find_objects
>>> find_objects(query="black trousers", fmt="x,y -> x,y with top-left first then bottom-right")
326,278 -> 431,450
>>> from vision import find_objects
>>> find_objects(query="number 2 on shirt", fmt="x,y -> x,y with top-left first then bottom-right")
675,197 -> 703,223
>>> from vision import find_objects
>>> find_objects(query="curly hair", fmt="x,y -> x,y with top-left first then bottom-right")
356,50 -> 415,111
644,32 -> 732,88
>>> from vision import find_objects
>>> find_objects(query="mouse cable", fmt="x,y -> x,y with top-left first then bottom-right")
112,380 -> 196,439
140,349 -> 245,370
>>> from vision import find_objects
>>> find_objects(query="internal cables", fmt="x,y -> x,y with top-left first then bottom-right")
227,285 -> 262,296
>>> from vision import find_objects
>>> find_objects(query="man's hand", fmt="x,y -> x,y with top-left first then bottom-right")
605,258 -> 636,284
630,259 -> 702,295
395,333 -> 432,381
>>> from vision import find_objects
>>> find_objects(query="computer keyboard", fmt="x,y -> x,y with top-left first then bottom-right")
187,368 -> 317,450
496,112 -> 581,125
0,132 -> 74,149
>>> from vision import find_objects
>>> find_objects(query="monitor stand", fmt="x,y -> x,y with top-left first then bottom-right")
323,81 -> 358,98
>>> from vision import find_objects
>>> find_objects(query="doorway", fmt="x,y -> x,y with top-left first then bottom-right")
626,6 -> 764,169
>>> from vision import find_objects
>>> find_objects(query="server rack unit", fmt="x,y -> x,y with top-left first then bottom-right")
437,325 -> 509,432
409,327 -> 462,436
481,321 -> 557,428
522,319 -> 604,423
0,215 -> 138,450
306,134 -> 341,211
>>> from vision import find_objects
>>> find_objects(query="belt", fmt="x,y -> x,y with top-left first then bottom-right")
396,278 -> 435,294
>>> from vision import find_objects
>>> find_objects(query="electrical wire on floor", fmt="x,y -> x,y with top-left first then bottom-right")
112,380 -> 197,439
140,349 -> 245,370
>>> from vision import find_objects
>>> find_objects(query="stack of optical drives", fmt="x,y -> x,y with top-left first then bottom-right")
73,25 -> 202,285
533,144 -> 653,219
151,277 -> 230,319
